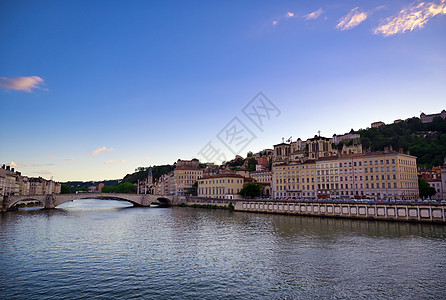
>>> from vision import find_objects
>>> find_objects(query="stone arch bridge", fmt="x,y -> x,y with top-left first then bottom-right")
1,193 -> 184,212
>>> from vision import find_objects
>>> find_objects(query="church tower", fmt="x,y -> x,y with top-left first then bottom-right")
148,167 -> 153,185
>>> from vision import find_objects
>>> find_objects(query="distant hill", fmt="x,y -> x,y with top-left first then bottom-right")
122,164 -> 175,184
62,179 -> 120,192
353,116 -> 446,167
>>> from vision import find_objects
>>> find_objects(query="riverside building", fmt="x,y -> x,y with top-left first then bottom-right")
198,174 -> 245,199
270,138 -> 419,200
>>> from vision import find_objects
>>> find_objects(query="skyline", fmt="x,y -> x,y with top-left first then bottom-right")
1,0 -> 446,181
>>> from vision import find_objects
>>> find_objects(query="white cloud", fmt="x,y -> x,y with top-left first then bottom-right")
336,7 -> 368,31
0,76 -> 46,92
10,161 -> 19,167
373,0 -> 446,36
286,12 -> 295,18
272,20 -> 278,26
305,8 -> 324,20
87,146 -> 114,156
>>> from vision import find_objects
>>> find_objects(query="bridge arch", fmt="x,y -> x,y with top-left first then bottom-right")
3,193 -> 176,211
8,196 -> 46,209
53,194 -> 144,208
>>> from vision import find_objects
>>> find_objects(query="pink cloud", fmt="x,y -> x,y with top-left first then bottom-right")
0,76 -> 46,92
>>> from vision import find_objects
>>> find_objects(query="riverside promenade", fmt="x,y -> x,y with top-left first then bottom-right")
185,197 -> 446,223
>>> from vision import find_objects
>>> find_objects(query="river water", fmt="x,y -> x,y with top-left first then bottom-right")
1,199 -> 445,299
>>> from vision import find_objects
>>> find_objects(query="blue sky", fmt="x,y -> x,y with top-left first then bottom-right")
1,0 -> 445,181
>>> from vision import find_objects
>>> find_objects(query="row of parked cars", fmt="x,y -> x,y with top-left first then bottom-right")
264,197 -> 446,205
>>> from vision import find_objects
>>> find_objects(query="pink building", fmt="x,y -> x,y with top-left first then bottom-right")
338,154 -> 365,198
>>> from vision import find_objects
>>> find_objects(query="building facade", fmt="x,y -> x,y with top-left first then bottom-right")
420,110 -> 446,123
173,167 -> 203,195
198,174 -> 245,199
271,150 -> 419,200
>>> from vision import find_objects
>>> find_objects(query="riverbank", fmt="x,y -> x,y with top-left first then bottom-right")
185,197 -> 446,223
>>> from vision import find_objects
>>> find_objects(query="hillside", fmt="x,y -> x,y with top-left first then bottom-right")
353,116 -> 446,167
122,164 -> 175,184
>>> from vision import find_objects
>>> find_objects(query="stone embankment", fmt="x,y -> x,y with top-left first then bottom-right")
186,197 -> 446,223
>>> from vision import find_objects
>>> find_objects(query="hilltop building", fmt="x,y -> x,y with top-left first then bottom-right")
420,110 -> 446,123
371,121 -> 385,128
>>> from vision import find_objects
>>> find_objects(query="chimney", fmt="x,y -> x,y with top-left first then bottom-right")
6,166 -> 10,171
2,164 -> 5,169
11,168 -> 14,172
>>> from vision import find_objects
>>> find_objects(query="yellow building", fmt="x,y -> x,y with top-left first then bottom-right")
174,167 -> 203,195
316,156 -> 340,198
198,174 -> 245,199
362,150 -> 418,200
272,160 -> 316,199
250,170 -> 272,184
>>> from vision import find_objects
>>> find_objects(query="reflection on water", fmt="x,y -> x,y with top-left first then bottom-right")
0,199 -> 445,299
57,198 -> 134,210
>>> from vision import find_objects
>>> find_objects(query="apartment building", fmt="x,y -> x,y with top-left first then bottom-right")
271,148 -> 419,200
316,156 -> 340,198
198,174 -> 245,199
272,160 -> 316,199
173,167 -> 203,195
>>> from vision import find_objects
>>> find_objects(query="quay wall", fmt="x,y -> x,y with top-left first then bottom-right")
186,197 -> 446,223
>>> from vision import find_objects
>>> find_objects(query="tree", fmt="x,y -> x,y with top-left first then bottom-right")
418,178 -> 437,199
239,182 -> 263,198
247,151 -> 253,157
75,187 -> 88,192
61,184 -> 71,194
185,181 -> 198,196
101,185 -> 114,193
101,182 -> 137,193
247,157 -> 257,172
115,182 -> 137,193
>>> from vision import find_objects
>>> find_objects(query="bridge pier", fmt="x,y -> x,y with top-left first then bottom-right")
43,194 -> 57,209
1,195 -> 8,212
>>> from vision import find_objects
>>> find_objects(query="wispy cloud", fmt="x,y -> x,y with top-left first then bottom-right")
64,158 -> 75,162
33,170 -> 56,175
272,11 -> 297,26
87,146 -> 114,156
305,8 -> 324,20
336,7 -> 368,31
105,160 -> 126,165
373,0 -> 446,36
0,76 -> 46,92
32,163 -> 55,167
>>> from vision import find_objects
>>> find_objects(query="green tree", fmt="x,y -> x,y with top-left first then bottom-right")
185,181 -> 198,196
247,157 -> 257,172
239,182 -> 263,198
101,185 -> 115,193
61,184 -> 71,194
418,178 -> 437,199
115,182 -> 137,193
75,187 -> 88,192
